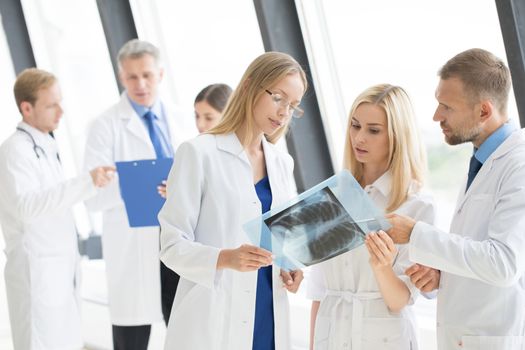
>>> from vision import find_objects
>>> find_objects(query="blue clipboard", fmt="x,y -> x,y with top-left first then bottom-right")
116,158 -> 173,227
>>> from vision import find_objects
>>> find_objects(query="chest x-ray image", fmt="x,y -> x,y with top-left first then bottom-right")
243,170 -> 391,271
264,187 -> 366,266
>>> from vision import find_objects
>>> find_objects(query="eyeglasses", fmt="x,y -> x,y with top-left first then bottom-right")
265,90 -> 304,118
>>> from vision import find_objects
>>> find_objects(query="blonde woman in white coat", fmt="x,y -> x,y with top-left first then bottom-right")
308,84 -> 435,350
159,52 -> 306,350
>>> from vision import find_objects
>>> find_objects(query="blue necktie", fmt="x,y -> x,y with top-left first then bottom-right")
143,111 -> 171,158
466,155 -> 482,191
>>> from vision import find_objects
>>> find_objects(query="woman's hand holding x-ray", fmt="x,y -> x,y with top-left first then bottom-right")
280,269 -> 304,293
217,244 -> 272,272
365,230 -> 398,270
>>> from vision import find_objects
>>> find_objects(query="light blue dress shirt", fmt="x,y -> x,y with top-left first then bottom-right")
127,95 -> 174,157
474,122 -> 516,164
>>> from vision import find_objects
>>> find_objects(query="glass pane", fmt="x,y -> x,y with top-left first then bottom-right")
21,0 -> 119,236
130,0 -> 265,134
0,16 -> 17,350
0,23 -> 19,144
321,0 -> 514,234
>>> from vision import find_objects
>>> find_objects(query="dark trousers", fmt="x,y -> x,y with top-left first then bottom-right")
161,260 -> 180,325
112,262 -> 180,349
112,324 -> 151,350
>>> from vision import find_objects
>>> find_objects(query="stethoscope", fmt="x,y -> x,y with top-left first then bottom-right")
16,127 -> 60,162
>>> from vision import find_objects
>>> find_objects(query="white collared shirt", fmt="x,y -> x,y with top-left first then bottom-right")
307,171 -> 435,349
308,171 -> 434,300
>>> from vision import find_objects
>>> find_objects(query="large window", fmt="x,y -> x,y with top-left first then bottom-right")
21,0 -> 119,236
301,0 -> 517,229
0,22 -> 19,144
130,0 -> 265,134
0,17 -> 16,350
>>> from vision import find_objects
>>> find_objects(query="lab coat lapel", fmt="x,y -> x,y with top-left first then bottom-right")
261,137 -> 282,207
215,133 -> 287,205
118,94 -> 153,150
457,161 -> 490,212
215,133 -> 251,166
456,131 -> 516,211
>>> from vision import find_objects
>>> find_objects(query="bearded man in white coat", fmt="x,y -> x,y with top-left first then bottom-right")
83,39 -> 190,350
0,68 -> 114,350
388,48 -> 525,350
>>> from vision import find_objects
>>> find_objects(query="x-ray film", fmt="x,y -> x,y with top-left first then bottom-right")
243,170 -> 391,271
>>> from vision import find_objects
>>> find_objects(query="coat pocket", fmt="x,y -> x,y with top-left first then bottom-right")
461,335 -> 525,349
32,255 -> 74,308
362,317 -> 412,350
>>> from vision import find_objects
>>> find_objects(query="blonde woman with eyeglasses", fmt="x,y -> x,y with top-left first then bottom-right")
308,84 -> 436,350
159,52 -> 306,350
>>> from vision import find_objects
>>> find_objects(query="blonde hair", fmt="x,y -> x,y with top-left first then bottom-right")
14,68 -> 57,112
208,51 -> 307,146
343,84 -> 427,212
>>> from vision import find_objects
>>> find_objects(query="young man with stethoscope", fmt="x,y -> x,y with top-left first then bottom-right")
0,68 -> 114,350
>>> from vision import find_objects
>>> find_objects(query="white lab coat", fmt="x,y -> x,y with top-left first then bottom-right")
159,133 -> 295,350
83,93 -> 187,325
0,122 -> 97,350
308,172 -> 435,350
410,129 -> 525,350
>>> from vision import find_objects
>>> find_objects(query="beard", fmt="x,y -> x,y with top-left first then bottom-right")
442,122 -> 482,145
445,127 -> 481,145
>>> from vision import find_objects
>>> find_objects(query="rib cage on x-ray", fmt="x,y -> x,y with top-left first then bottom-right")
268,188 -> 365,266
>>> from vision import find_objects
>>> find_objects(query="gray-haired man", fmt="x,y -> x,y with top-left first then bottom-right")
84,39 -> 190,349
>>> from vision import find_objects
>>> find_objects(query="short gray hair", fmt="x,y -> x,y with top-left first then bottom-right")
117,39 -> 161,69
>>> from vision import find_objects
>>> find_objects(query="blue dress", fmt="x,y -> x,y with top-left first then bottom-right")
252,176 -> 275,350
